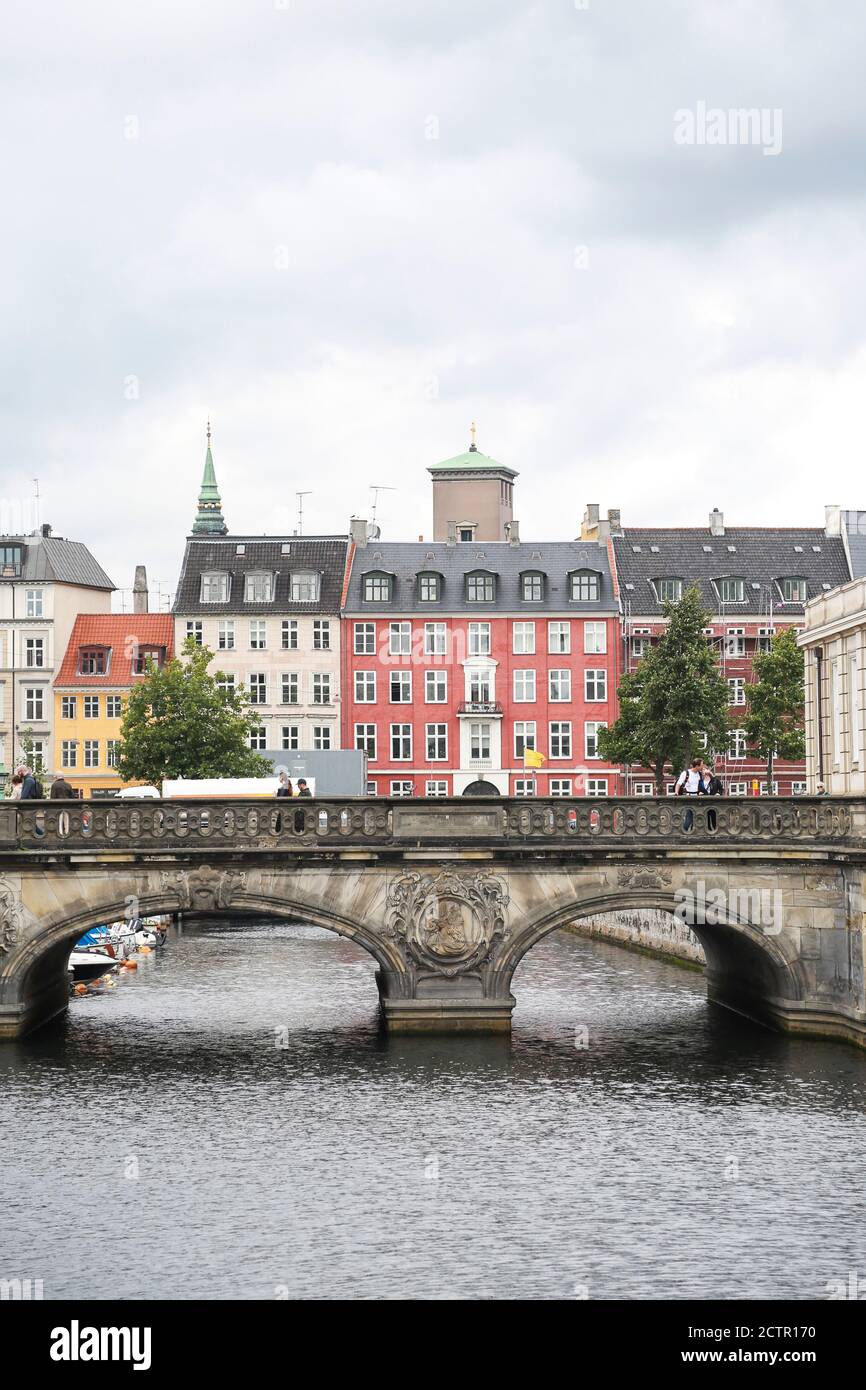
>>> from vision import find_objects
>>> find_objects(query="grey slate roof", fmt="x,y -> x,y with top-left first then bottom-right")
613,527 -> 850,617
172,536 -> 350,615
0,533 -> 114,589
344,540 -> 616,613
841,510 -> 866,580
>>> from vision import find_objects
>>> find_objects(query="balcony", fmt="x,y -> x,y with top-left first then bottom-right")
457,701 -> 503,717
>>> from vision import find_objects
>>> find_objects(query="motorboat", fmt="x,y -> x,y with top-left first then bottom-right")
68,950 -> 118,984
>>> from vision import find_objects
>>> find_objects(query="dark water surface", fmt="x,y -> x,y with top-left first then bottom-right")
1,921 -> 865,1300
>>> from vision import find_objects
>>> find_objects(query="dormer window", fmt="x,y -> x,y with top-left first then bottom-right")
132,645 -> 166,674
201,571 -> 230,603
520,571 -> 545,602
79,646 -> 109,675
570,570 -> 601,602
245,572 -> 275,603
655,577 -> 684,603
0,545 -> 23,576
288,571 -> 320,602
780,576 -> 808,603
466,570 -> 496,603
417,572 -> 442,603
362,572 -> 393,602
458,526 -> 475,543
717,577 -> 745,603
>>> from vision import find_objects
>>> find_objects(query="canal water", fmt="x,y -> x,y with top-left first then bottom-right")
1,920 -> 865,1301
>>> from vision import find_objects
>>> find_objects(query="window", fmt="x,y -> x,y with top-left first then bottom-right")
282,620 -> 298,651
424,622 -> 446,656
217,674 -> 236,694
514,779 -> 537,797
366,781 -> 378,796
550,779 -> 572,797
245,573 -> 274,603
281,673 -> 299,704
757,627 -> 774,653
389,622 -> 411,656
468,623 -> 491,655
426,723 -> 448,760
61,696 -> 76,719
24,687 -> 44,721
513,622 -> 535,655
514,722 -> 536,758
513,670 -> 536,702
791,781 -> 807,796
418,573 -> 440,603
425,670 -> 447,703
290,572 -> 320,602
0,545 -> 23,575
466,572 -> 495,603
548,622 -> 570,654
61,740 -> 78,768
249,620 -> 267,649
725,628 -> 745,658
106,740 -> 120,768
851,653 -> 861,767
249,673 -> 267,704
390,671 -> 412,703
391,780 -> 414,796
313,620 -> 331,650
79,647 -> 108,675
25,637 -> 44,668
549,669 -> 572,702
185,620 -> 203,646
355,671 -> 376,703
363,574 -> 391,602
550,722 -> 572,758
633,782 -> 655,796
584,622 -> 606,654
586,778 -> 609,797
132,645 -> 165,675
728,782 -> 749,796
84,695 -> 99,719
313,725 -> 332,750
28,739 -> 45,774
760,782 -> 780,796
391,724 -> 412,760
781,577 -> 807,603
354,623 -> 375,654
718,577 -> 745,603
469,671 -> 491,704
728,677 -> 745,706
521,572 -> 544,602
585,669 -> 607,702
728,728 -> 747,759
249,726 -> 267,750
571,570 -> 600,602
426,780 -> 448,797
469,722 -> 491,760
632,636 -> 650,658
25,589 -> 43,618
355,723 -> 376,758
312,673 -> 331,705
458,528 -> 474,543
218,620 -> 235,650
200,572 -> 229,603
584,721 -> 605,759
84,740 -> 99,768
656,577 -> 683,603
281,726 -> 299,751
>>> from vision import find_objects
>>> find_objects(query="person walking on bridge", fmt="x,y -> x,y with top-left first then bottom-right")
675,758 -> 707,831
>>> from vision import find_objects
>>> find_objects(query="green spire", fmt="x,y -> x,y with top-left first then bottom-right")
192,421 -> 228,535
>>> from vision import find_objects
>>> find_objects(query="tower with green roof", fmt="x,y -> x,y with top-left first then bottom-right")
191,423 -> 228,535
428,423 -> 518,542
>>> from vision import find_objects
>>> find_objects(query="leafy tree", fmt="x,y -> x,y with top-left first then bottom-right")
117,638 -> 271,788
599,586 -> 730,791
744,627 -> 805,792
17,727 -> 45,775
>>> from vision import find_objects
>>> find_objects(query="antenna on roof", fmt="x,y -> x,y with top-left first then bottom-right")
469,420 -> 477,452
32,478 -> 40,534
296,491 -> 312,536
370,485 -> 396,530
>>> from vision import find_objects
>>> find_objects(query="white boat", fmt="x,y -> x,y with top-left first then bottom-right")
68,951 -> 118,983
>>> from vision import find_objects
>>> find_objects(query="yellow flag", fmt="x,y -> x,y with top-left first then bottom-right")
524,748 -> 546,768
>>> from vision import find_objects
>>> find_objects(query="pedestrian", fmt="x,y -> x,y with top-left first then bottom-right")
276,772 -> 294,798
7,773 -> 23,800
704,769 -> 724,831
296,778 -> 312,798
18,765 -> 44,800
816,782 -> 828,796
675,757 -> 706,831
49,773 -> 76,800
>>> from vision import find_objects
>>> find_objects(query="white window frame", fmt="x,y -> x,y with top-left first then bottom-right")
355,723 -> 376,758
425,723 -> 448,761
424,622 -> 446,656
514,721 -> 537,759
468,622 -> 491,656
550,721 -> 573,759
425,670 -> 447,703
584,621 -> 606,654
354,622 -> 375,655
549,669 -> 571,702
391,724 -> 412,760
584,721 -> 605,759
548,621 -> 570,654
513,669 -> 536,703
584,669 -> 607,702
586,778 -> 609,797
389,622 -> 411,656
355,671 -> 376,703
513,622 -> 535,655
390,670 -> 412,703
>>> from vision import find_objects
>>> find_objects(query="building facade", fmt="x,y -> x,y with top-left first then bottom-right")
798,576 -> 866,794
0,526 -> 114,779
53,612 -> 174,796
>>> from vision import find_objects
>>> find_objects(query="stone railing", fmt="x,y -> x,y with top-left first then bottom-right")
0,796 -> 863,855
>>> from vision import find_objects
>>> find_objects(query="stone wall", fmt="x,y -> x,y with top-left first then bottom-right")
569,909 -> 706,967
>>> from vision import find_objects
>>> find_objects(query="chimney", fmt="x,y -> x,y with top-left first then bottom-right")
507,520 -> 520,546
446,521 -> 457,547
709,507 -> 724,537
607,508 -> 622,535
597,517 -> 611,542
581,503 -> 600,539
133,564 -> 149,614
41,522 -> 52,538
824,505 -> 841,537
350,517 -> 368,548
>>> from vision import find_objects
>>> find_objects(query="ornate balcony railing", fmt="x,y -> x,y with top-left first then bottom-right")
0,797 -> 862,856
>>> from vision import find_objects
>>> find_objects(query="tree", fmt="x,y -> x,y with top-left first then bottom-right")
744,627 -> 805,792
117,638 -> 272,788
599,586 -> 731,792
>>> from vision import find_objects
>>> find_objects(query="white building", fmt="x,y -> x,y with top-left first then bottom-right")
798,576 -> 866,793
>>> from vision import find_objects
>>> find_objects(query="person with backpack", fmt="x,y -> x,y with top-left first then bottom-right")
704,769 -> 724,831
675,757 -> 707,831
17,765 -> 44,800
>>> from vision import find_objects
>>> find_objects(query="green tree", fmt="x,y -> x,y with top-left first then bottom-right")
744,627 -> 805,792
117,638 -> 271,788
599,586 -> 730,791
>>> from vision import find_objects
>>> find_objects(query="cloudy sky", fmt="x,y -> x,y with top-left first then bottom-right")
3,0 -> 865,608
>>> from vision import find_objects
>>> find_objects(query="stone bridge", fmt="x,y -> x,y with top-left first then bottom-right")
1,796 -> 865,1047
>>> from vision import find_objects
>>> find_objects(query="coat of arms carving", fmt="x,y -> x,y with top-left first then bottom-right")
385,870 -> 509,976
0,878 -> 22,954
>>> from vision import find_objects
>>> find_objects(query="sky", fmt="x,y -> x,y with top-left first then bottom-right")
2,0 -> 866,610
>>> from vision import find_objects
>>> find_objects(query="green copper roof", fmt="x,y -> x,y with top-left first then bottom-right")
192,436 -> 228,535
428,447 -> 517,477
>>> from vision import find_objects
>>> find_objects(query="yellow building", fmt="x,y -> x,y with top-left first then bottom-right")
53,613 -> 173,797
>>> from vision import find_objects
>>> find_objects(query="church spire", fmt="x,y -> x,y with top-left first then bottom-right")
192,421 -> 228,535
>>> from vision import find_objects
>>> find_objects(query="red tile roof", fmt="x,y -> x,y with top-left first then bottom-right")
55,614 -> 175,688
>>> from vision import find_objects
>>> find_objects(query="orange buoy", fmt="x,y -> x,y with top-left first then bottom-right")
121,960 -> 138,971
138,945 -> 153,955
74,983 -> 88,995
